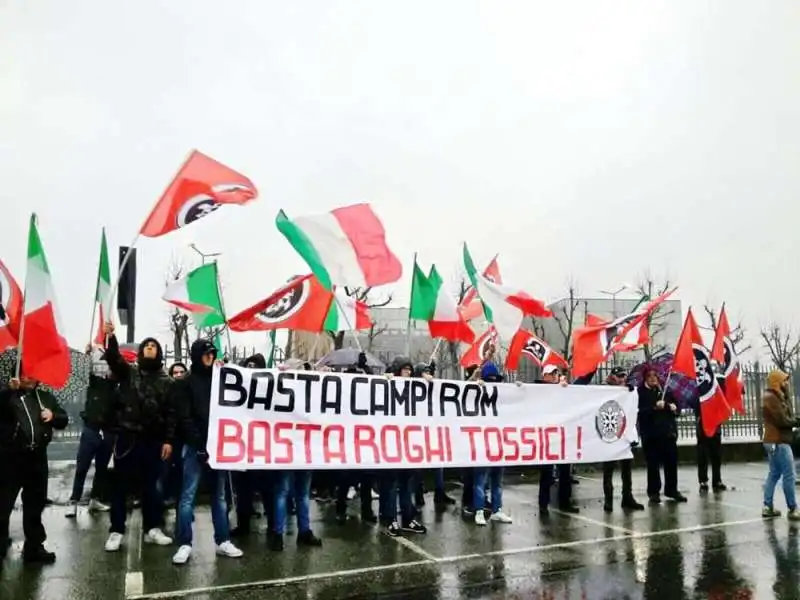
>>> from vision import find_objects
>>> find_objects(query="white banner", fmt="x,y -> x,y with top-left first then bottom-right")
207,365 -> 639,470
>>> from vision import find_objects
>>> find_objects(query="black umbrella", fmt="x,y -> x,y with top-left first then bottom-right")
316,348 -> 385,373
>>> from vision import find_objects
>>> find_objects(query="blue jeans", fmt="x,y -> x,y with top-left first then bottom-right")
175,447 -> 231,546
763,443 -> 797,510
474,467 -> 503,513
273,471 -> 311,535
378,470 -> 414,525
70,426 -> 112,502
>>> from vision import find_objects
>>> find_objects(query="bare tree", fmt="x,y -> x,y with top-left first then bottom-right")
327,287 -> 393,350
760,322 -> 800,371
636,272 -> 676,360
701,304 -> 752,355
166,256 -> 191,363
550,281 -> 582,363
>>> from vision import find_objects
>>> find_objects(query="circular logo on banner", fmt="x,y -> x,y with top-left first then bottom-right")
720,338 -> 735,377
693,344 -> 717,403
524,338 -> 547,363
0,268 -> 9,311
256,279 -> 309,324
479,333 -> 496,360
176,195 -> 221,227
595,400 -> 627,443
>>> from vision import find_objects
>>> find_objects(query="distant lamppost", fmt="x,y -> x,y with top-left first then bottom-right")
599,283 -> 633,366
188,244 -> 222,339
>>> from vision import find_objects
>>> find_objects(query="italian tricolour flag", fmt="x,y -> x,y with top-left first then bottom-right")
162,262 -> 226,328
323,288 -> 372,332
276,203 -> 402,290
20,215 -> 71,388
409,260 -> 474,344
462,243 -> 552,344
93,228 -> 112,344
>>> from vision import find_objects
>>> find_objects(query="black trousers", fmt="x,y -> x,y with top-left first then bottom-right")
0,448 -> 48,547
335,471 -> 374,517
697,428 -> 722,486
539,464 -> 572,508
642,438 -> 678,497
461,468 -> 474,509
603,459 -> 633,501
232,471 -> 275,531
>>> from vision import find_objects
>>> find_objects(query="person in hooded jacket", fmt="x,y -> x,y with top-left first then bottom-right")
171,339 -> 243,565
638,367 -> 687,504
377,357 -> 427,537
101,322 -> 177,553
0,373 -> 68,564
761,369 -> 800,520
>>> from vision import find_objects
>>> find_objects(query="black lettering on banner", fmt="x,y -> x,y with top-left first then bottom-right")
272,372 -> 294,412
462,383 -> 481,417
410,380 -> 428,417
218,366 -> 247,407
320,374 -> 342,414
390,380 -> 410,416
370,377 -> 390,416
248,371 -> 275,410
295,372 -> 318,413
439,382 -> 462,417
480,385 -> 499,417
350,376 -> 369,416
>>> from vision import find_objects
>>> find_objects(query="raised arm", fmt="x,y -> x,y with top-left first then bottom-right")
102,326 -> 131,381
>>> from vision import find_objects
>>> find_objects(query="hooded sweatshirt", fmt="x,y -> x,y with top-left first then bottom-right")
241,353 -> 266,369
103,333 -> 176,443
762,370 -> 796,444
177,339 -> 218,452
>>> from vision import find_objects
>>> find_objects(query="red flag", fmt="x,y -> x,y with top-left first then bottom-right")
459,327 -> 498,367
505,329 -> 568,372
0,259 -> 23,352
672,309 -> 730,436
228,275 -> 333,332
710,305 -> 744,414
459,255 -> 501,321
140,150 -> 257,238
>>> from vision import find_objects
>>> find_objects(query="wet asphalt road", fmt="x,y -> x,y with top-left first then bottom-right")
0,462 -> 797,599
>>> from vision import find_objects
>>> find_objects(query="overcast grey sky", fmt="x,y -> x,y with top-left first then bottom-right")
1,1 -> 798,357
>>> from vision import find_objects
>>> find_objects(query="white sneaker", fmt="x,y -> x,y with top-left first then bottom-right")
144,528 -> 172,546
475,510 -> 487,526
65,501 -> 78,519
105,532 -> 123,552
347,487 -> 357,500
371,489 -> 379,500
490,511 -> 513,523
172,545 -> 192,565
216,541 -> 243,558
88,499 -> 110,513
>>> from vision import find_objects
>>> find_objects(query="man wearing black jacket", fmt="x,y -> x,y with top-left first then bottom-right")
0,374 -> 68,563
638,368 -> 687,504
102,323 -> 176,553
66,345 -> 114,518
573,367 -> 644,513
536,365 -> 579,515
172,340 -> 243,565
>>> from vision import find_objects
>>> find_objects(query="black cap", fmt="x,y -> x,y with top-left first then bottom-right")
610,367 -> 627,378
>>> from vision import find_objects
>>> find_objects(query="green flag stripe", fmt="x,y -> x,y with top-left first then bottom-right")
275,210 -> 332,289
189,263 -> 226,328
409,261 -> 436,320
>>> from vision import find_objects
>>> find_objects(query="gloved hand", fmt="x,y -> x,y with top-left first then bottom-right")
630,441 -> 639,449
357,352 -> 368,370
428,360 -> 437,376
627,384 -> 634,392
197,450 -> 209,465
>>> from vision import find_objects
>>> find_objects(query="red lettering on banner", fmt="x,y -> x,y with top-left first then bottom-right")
445,426 -> 453,462
544,426 -> 560,461
354,425 -> 379,464
273,422 -> 293,463
381,426 -> 403,463
520,427 -> 537,461
247,421 -> 271,463
323,425 -> 346,464
424,426 -> 446,463
460,426 -> 481,461
403,426 -> 424,463
295,423 -> 322,464
502,427 -> 520,461
216,419 -> 244,463
483,427 -> 503,462
559,426 -> 566,461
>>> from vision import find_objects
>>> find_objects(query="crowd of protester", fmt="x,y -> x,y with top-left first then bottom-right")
0,323 -> 797,565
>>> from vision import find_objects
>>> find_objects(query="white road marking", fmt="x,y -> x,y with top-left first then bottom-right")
549,508 -> 638,535
124,510 -> 144,598
390,534 -> 440,562
126,516 -> 767,599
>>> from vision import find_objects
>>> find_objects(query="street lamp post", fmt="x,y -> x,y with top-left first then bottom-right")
188,244 -> 222,340
599,283 -> 631,366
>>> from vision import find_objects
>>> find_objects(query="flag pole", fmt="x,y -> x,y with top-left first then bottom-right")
334,293 -> 364,352
404,252 -> 417,356
428,337 -> 443,364
86,227 -> 105,346
14,214 -> 35,379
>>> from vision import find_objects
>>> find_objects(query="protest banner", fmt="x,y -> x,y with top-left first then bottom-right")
207,364 -> 639,470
